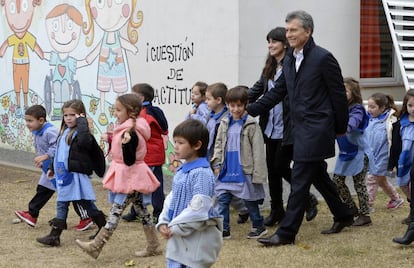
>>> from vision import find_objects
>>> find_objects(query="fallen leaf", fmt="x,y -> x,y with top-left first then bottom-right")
297,243 -> 311,250
15,180 -> 29,183
124,259 -> 135,267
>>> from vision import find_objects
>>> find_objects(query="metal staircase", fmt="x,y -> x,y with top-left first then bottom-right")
382,0 -> 414,90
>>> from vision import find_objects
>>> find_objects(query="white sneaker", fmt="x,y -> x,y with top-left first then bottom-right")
387,199 -> 404,209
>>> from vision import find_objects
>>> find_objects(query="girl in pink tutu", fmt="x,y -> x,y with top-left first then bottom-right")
76,93 -> 160,259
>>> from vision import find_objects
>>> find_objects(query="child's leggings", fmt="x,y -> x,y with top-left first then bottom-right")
105,192 -> 153,231
333,155 -> 370,215
366,174 -> 400,207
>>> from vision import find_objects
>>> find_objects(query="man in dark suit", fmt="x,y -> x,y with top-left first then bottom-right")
247,10 -> 354,246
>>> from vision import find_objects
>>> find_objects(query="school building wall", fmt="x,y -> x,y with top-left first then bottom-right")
0,0 -> 403,173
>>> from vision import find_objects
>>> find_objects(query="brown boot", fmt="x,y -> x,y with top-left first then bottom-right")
36,218 -> 66,247
75,227 -> 113,259
135,225 -> 162,257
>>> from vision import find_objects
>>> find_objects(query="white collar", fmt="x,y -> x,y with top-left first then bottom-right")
293,49 -> 304,58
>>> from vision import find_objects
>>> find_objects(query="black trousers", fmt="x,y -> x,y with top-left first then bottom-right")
276,160 -> 353,240
410,166 -> 414,222
28,185 -> 55,218
265,139 -> 292,211
151,165 -> 165,217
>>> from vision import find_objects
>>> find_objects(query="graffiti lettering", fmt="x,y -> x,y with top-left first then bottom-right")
146,41 -> 194,62
167,68 -> 184,80
153,85 -> 191,105
146,38 -> 195,107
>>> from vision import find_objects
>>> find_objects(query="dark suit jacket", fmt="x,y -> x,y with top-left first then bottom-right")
247,37 -> 348,162
248,73 -> 293,146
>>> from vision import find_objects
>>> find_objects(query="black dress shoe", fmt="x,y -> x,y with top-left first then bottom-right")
305,194 -> 318,222
257,233 -> 294,247
264,210 -> 285,227
321,219 -> 353,234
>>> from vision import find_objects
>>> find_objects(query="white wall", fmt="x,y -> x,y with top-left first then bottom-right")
239,0 -> 361,87
0,0 -> 364,172
0,0 -> 244,156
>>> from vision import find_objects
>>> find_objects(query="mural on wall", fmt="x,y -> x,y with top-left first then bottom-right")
0,0 -> 44,119
44,4 -> 87,121
83,0 -> 141,126
0,0 -> 189,176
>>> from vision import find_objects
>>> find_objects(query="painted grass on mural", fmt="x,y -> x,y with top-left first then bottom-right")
0,89 -> 177,176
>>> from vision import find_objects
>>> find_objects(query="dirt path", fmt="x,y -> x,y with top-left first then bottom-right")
0,164 -> 166,267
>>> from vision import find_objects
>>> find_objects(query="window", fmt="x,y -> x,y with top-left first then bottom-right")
360,0 -> 400,85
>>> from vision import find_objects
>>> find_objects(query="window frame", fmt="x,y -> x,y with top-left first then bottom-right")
360,0 -> 403,87
360,51 -> 403,87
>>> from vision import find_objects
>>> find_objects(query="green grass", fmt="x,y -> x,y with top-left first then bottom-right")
1,164 -> 413,268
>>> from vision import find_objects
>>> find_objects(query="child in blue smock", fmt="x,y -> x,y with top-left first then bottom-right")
392,89 -> 414,245
332,78 -> 371,226
36,100 -> 106,247
185,81 -> 210,125
211,86 -> 267,239
205,82 -> 250,224
15,105 -> 93,231
389,89 -> 414,224
157,119 -> 223,268
365,93 -> 403,212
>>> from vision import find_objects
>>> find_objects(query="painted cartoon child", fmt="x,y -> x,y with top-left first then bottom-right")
0,0 -> 44,119
43,4 -> 88,121
83,0 -> 141,126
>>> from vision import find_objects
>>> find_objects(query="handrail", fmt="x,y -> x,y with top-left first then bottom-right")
363,100 -> 403,106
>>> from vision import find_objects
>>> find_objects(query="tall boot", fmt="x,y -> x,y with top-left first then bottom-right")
36,218 -> 67,247
264,204 -> 285,227
305,193 -> 319,222
89,210 -> 107,240
135,225 -> 162,257
76,227 -> 113,259
393,222 -> 414,245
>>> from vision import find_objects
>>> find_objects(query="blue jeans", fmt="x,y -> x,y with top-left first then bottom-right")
217,192 -> 264,231
217,192 -> 233,232
244,199 -> 264,229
